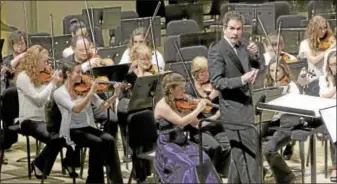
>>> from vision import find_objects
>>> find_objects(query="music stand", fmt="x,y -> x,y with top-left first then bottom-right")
97,44 -> 128,64
179,32 -> 218,48
91,63 -> 130,134
120,16 -> 161,47
128,72 -> 169,113
257,93 -> 336,183
92,63 -> 130,82
53,34 -> 72,60
30,36 -> 52,53
230,3 -> 275,34
101,7 -> 121,29
319,105 -> 336,144
288,58 -> 308,79
166,61 -> 192,81
0,39 -> 4,63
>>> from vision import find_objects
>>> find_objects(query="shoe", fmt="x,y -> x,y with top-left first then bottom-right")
30,162 -> 44,179
283,144 -> 294,160
63,166 -> 79,178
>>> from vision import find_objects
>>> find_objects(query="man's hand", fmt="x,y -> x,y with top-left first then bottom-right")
242,70 -> 257,84
247,37 -> 259,54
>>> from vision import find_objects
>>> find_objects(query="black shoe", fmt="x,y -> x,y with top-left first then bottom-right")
30,162 -> 44,179
63,166 -> 79,178
283,144 -> 294,160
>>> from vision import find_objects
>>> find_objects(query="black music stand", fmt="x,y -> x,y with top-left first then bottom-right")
230,3 -> 275,34
164,3 -> 204,29
0,39 -> 4,63
102,7 -> 121,30
179,32 -> 219,48
54,34 -> 72,60
119,16 -> 161,47
128,72 -> 170,113
97,44 -> 128,64
92,64 -> 130,133
166,61 -> 192,81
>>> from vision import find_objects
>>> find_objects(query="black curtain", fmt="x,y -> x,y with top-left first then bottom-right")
136,0 -> 166,18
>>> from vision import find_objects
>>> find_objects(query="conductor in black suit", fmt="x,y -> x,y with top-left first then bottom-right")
208,11 -> 261,183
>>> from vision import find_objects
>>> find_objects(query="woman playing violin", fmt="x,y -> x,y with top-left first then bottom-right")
263,32 -> 298,66
154,72 -> 222,183
185,56 -> 230,175
14,45 -> 64,179
299,15 -> 336,79
53,60 -> 123,184
117,43 -> 158,183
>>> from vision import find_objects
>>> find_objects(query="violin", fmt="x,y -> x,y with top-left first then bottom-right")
175,96 -> 219,114
280,52 -> 297,63
39,65 -> 53,83
200,82 -> 213,93
277,75 -> 291,86
319,32 -> 335,50
73,75 -> 130,95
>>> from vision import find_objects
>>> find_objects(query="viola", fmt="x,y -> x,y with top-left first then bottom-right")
200,82 -> 213,93
39,65 -> 53,83
280,53 -> 297,63
87,47 -> 114,66
277,75 -> 291,86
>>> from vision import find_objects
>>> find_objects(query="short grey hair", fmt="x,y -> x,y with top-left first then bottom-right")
222,11 -> 245,27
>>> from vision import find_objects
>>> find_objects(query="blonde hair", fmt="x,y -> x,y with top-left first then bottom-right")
130,43 -> 152,62
128,27 -> 151,50
264,57 -> 293,87
265,32 -> 284,52
16,45 -> 49,86
305,15 -> 333,55
324,50 -> 336,86
191,56 -> 208,79
162,73 -> 186,112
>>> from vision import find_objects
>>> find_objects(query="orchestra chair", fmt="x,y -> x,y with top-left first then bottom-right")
0,87 -> 33,180
164,35 -> 180,63
175,45 -> 208,62
126,110 -> 158,184
166,19 -> 200,37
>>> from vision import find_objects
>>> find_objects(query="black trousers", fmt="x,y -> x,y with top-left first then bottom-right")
20,120 -> 66,175
189,123 -> 231,176
263,114 -> 322,184
225,127 -> 259,183
70,126 -> 123,184
92,104 -> 119,139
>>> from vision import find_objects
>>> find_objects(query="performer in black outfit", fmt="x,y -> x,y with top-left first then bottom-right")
208,11 -> 261,183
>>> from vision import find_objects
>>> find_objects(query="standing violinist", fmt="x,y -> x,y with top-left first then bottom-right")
298,15 -> 336,80
53,60 -> 124,184
14,45 -> 64,179
185,56 -> 231,176
263,32 -> 298,66
117,44 -> 158,183
208,11 -> 261,183
60,35 -> 119,137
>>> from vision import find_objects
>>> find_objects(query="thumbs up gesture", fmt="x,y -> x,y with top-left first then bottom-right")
247,37 -> 259,54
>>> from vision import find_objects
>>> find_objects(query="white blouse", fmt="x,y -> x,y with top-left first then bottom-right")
119,48 -> 165,71
298,39 -> 324,79
15,71 -> 56,124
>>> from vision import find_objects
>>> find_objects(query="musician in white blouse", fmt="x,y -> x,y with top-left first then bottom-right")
319,49 -> 336,182
15,45 -> 63,178
119,27 -> 165,71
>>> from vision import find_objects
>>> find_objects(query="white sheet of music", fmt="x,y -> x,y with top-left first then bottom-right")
320,106 -> 337,143
267,94 -> 336,117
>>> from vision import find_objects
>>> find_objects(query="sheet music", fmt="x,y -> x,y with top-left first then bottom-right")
266,94 -> 336,117
320,106 -> 337,143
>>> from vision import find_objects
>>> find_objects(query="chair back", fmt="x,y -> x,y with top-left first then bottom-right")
45,97 -> 62,134
62,14 -> 89,35
127,110 -> 158,149
175,45 -> 208,62
166,19 -> 200,36
164,35 -> 180,63
121,11 -> 139,19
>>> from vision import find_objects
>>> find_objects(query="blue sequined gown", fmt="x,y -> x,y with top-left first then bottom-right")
154,119 -> 222,183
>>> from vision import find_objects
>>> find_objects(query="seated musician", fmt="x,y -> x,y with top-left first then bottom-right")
185,56 -> 231,176
1,30 -> 27,94
119,27 -> 165,71
318,49 -> 336,182
117,44 -> 158,183
298,15 -> 336,80
14,45 -> 64,178
262,57 -> 322,184
263,32 -> 297,66
62,19 -> 89,58
154,72 -> 222,183
61,35 -> 118,137
53,60 -> 124,184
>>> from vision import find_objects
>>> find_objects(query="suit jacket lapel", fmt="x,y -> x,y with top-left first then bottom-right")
221,39 -> 245,75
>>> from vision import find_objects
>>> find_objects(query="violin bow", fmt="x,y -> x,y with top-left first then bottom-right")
274,21 -> 283,87
173,40 -> 200,98
144,1 -> 161,40
84,0 -> 96,48
50,14 -> 57,69
23,1 -> 29,48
